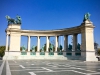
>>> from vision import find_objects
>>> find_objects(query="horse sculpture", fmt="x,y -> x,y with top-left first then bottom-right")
16,15 -> 21,24
5,15 -> 21,25
5,15 -> 16,24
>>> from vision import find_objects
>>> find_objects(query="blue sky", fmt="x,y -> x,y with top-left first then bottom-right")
0,0 -> 100,48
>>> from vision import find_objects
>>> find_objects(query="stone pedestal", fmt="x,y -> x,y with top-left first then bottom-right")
80,20 -> 98,61
7,24 -> 21,51
72,51 -> 75,56
81,51 -> 97,61
3,24 -> 21,60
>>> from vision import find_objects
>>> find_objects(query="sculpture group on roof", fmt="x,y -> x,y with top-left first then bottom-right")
5,15 -> 21,25
5,13 -> 90,25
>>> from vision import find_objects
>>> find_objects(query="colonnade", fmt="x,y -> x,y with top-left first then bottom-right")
4,19 -> 98,61
5,34 -> 78,52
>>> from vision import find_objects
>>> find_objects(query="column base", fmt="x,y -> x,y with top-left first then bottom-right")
81,51 -> 98,61
72,51 -> 75,56
3,51 -> 98,61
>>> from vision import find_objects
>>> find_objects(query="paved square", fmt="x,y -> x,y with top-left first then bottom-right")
1,60 -> 100,75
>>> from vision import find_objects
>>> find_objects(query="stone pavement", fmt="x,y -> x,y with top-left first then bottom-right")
0,60 -> 100,75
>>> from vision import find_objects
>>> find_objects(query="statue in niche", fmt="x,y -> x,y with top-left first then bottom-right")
22,45 -> 26,51
59,45 -> 63,52
49,44 -> 54,52
31,45 -> 35,52
41,45 -> 45,52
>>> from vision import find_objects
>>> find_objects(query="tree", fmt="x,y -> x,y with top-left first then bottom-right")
97,48 -> 100,55
68,44 -> 72,50
77,43 -> 81,50
94,42 -> 99,49
20,47 -> 22,51
35,46 -> 37,52
0,46 -> 6,57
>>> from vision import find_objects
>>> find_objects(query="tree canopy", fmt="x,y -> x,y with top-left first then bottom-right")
0,46 -> 5,57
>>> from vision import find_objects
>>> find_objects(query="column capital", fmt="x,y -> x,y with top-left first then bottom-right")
64,35 -> 68,37
37,36 -> 40,37
73,33 -> 78,36
27,35 -> 31,37
46,36 -> 50,37
6,34 -> 9,36
46,36 -> 50,38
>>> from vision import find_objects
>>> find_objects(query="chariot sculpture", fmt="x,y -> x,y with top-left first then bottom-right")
5,15 -> 21,25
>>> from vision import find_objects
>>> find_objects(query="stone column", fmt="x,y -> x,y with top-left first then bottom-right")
6,34 -> 9,51
37,36 -> 40,52
64,35 -> 68,51
72,34 -> 78,51
55,36 -> 59,52
27,36 -> 31,51
46,36 -> 49,52
72,34 -> 77,56
81,20 -> 97,61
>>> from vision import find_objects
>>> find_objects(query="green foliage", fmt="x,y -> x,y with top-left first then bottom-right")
0,46 -> 6,57
97,48 -> 100,55
57,45 -> 63,52
57,47 -> 60,52
77,43 -> 80,50
30,46 -> 37,52
44,44 -> 46,52
68,44 -> 72,50
94,42 -> 99,49
35,46 -> 37,52
41,43 -> 55,52
68,43 -> 81,50
20,47 -> 22,51
59,45 -> 63,50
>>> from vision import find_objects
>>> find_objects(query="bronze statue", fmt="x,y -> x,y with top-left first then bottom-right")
5,15 -> 21,25
83,13 -> 91,21
31,45 -> 35,52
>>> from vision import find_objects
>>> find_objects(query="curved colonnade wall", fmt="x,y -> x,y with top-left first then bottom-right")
4,20 -> 97,61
